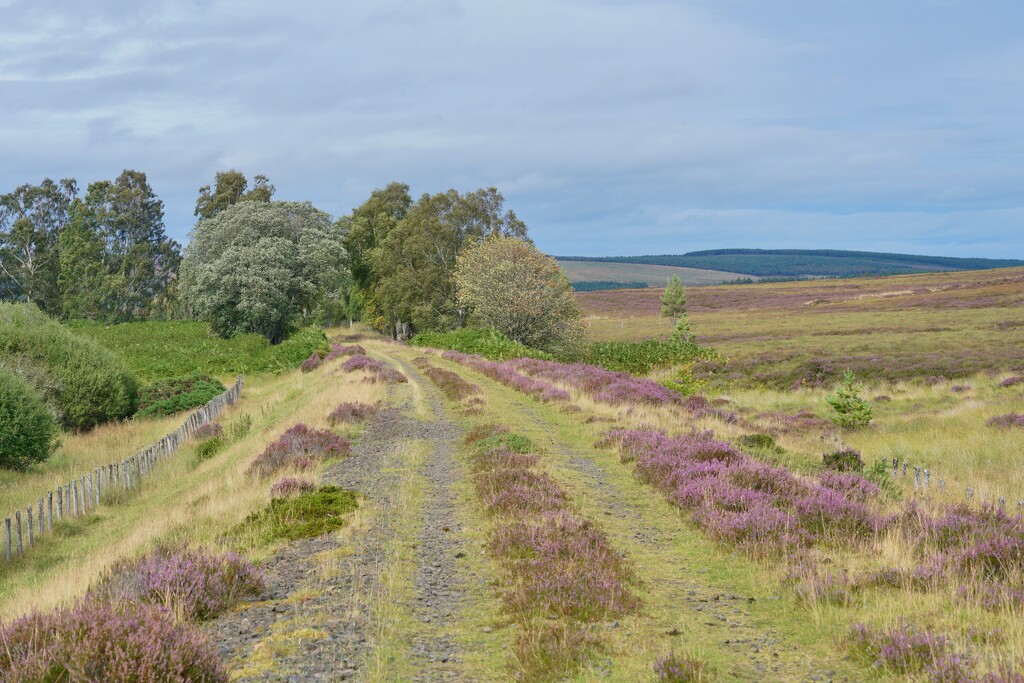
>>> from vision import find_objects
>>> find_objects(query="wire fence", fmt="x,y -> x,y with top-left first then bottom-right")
3,376 -> 243,563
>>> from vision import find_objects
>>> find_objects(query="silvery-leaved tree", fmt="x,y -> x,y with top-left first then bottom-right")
454,235 -> 586,359
181,201 -> 348,343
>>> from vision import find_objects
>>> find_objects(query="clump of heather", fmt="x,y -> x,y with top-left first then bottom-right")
324,343 -> 366,360
271,477 -> 317,498
999,376 -> 1024,388
785,562 -> 857,606
653,652 -> 711,682
0,601 -> 227,683
340,355 -> 408,383
849,623 -> 966,677
441,351 -> 570,402
421,364 -> 482,401
600,429 -> 890,555
194,422 -> 223,440
818,471 -> 881,503
248,423 -> 351,478
822,447 -> 865,473
509,357 -> 681,406
987,413 -> 1024,428
300,352 -> 322,372
90,545 -> 265,622
327,401 -> 380,425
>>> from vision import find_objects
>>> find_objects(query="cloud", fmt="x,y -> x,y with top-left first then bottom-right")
0,0 -> 1021,257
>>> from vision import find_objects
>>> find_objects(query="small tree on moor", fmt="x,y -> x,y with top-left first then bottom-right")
454,236 -> 586,358
660,276 -> 694,343
826,369 -> 873,429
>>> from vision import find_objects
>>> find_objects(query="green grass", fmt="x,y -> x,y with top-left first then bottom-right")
70,320 -> 329,381
409,328 -> 553,361
229,486 -> 358,548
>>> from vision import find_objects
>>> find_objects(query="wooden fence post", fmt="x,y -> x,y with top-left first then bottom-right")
15,510 -> 23,556
5,517 -> 11,561
57,486 -> 63,520
37,498 -> 44,535
26,507 -> 33,547
71,480 -> 78,517
47,492 -> 53,531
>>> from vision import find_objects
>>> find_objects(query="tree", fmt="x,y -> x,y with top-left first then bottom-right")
826,370 -> 873,429
368,187 -> 527,336
455,236 -> 586,358
181,201 -> 347,342
57,217 -> 115,320
660,275 -> 694,343
64,170 -> 181,321
0,178 -> 78,314
194,170 -> 275,219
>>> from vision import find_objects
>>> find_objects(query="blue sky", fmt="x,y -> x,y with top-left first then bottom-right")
1,0 -> 1022,257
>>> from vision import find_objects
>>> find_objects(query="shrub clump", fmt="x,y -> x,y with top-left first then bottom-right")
1,302 -> 137,431
327,401 -> 380,426
90,545 -> 264,622
410,327 -> 554,361
194,422 -> 223,440
822,447 -> 865,473
653,652 -> 712,682
137,374 -> 226,418
233,485 -> 358,545
0,369 -> 58,470
0,601 -> 228,683
987,413 -> 1024,429
737,433 -> 784,454
299,352 -> 322,373
340,355 -> 408,383
849,623 -> 971,680
195,437 -> 225,462
999,376 -> 1024,388
270,477 -> 317,498
324,343 -> 365,360
248,424 -> 351,478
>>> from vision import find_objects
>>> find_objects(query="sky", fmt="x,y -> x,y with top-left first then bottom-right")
1,0 -> 1022,258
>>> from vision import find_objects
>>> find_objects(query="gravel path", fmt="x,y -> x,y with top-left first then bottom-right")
209,356 -> 473,682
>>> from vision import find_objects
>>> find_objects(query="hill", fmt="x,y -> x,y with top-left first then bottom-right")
557,259 -> 750,288
559,249 -> 1024,278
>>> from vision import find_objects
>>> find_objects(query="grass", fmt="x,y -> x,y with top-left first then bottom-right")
69,320 -> 329,382
229,486 -> 358,547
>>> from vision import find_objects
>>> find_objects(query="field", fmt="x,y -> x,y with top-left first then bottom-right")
581,266 -> 1024,387
557,258 -> 751,286
3,278 -> 1024,681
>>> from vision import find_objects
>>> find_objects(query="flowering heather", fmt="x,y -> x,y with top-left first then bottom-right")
300,352 -> 322,372
785,562 -> 857,606
818,471 -> 881,503
91,545 -> 264,622
849,623 -> 969,678
653,652 -> 711,682
509,357 -> 681,406
442,351 -> 570,402
327,401 -> 380,425
194,422 -> 224,440
0,601 -> 227,682
988,413 -> 1024,428
248,423 -> 351,478
475,464 -> 569,515
999,375 -> 1024,388
601,429 -> 890,555
324,343 -> 366,360
340,354 -> 407,383
271,477 -> 317,498
420,364 -> 482,402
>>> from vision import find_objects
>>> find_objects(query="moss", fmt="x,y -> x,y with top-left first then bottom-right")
230,486 -> 358,549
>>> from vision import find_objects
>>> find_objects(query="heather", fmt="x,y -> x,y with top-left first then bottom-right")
231,485 -> 358,546
247,423 -> 351,478
509,357 -> 682,406
1,302 -> 138,431
71,319 -> 329,381
340,354 -> 408,383
999,376 -> 1024,388
466,429 -> 639,680
988,413 -> 1024,428
90,545 -> 264,621
849,623 -> 973,680
600,429 -> 890,555
414,358 -> 482,401
136,373 -> 226,417
0,600 -> 227,682
442,351 -> 570,402
326,401 -> 381,425
653,652 -> 712,682
324,343 -> 366,360
299,352 -> 322,372
194,422 -> 224,440
270,477 -> 317,497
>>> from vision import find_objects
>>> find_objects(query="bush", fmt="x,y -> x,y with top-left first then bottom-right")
654,652 -> 712,682
0,600 -> 227,683
0,370 -> 58,469
0,303 -> 138,431
825,370 -> 872,429
232,485 -> 358,546
586,338 -> 719,375
247,424 -> 351,478
737,433 -> 784,454
410,327 -> 553,361
299,352 -> 322,372
195,437 -> 224,462
822,448 -> 865,473
136,374 -> 226,418
69,320 -> 329,381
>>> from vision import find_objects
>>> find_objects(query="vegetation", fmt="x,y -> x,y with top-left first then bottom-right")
586,337 -> 718,375
194,169 -> 275,220
826,370 -> 873,429
455,235 -> 587,358
137,374 -> 227,418
0,302 -> 137,431
71,321 -> 328,381
410,327 -> 553,361
0,369 -> 58,469
561,249 -> 1024,277
570,280 -> 648,291
231,486 -> 358,546
181,201 -> 348,342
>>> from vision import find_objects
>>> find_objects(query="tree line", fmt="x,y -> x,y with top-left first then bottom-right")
2,172 -> 584,356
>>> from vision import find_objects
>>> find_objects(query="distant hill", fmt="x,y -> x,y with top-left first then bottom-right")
557,259 -> 750,288
558,249 -> 1024,278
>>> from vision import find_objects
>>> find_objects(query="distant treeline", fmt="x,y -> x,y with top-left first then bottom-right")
558,249 -> 1024,278
570,281 -> 649,292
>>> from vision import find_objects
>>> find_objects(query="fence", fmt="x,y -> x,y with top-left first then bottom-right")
889,455 -> 1024,515
3,376 -> 243,563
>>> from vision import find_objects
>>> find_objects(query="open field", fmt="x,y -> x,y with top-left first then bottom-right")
557,258 -> 751,286
580,266 -> 1024,387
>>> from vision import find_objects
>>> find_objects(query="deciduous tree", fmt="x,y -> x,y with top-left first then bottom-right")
194,170 -> 275,219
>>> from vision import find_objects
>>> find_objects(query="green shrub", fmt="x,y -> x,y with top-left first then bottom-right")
230,486 -> 358,548
0,303 -> 138,431
822,448 -> 865,473
195,437 -> 224,462
826,370 -> 873,429
410,328 -> 553,362
137,374 -> 226,418
230,414 -> 253,440
69,320 -> 329,382
0,369 -> 58,469
586,338 -> 719,375
737,433 -> 784,454
474,432 -> 537,455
